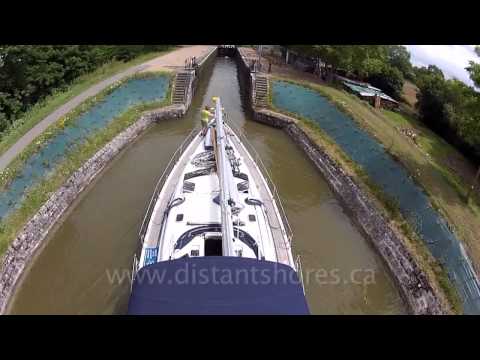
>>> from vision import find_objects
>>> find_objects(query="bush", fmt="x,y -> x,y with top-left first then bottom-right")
415,65 -> 480,162
0,45 -> 170,136
368,65 -> 404,100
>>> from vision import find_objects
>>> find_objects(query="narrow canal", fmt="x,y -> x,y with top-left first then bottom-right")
7,58 -> 406,314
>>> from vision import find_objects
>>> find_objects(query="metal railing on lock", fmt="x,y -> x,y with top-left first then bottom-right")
138,128 -> 198,244
184,56 -> 192,70
227,121 -> 294,246
183,76 -> 190,104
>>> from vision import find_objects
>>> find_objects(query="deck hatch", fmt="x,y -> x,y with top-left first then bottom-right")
184,167 -> 215,180
174,225 -> 259,258
183,181 -> 195,193
205,236 -> 222,256
237,180 -> 249,192
233,172 -> 248,181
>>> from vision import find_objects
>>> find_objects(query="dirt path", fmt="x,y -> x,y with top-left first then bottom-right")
0,45 -> 215,172
141,45 -> 215,72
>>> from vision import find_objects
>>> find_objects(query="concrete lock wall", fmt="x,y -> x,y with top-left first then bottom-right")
184,47 -> 218,111
234,49 -> 446,314
235,49 -> 255,114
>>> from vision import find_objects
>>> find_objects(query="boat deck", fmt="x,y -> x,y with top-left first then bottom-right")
228,131 -> 293,266
142,133 -> 204,255
141,125 -> 294,268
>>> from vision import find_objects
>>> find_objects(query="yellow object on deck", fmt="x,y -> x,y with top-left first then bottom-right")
201,109 -> 212,126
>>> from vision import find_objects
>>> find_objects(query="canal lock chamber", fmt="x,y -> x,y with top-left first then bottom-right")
6,54 -> 406,315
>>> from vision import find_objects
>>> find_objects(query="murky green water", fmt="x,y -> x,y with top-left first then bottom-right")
8,58 -> 406,314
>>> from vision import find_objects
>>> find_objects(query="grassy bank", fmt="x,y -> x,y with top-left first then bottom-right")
270,75 -> 480,271
381,110 -> 480,211
0,47 -> 175,158
268,76 -> 462,313
0,72 -> 172,256
0,71 -> 172,191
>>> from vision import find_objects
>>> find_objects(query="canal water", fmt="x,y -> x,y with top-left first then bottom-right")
0,76 -> 169,221
7,58 -> 406,314
272,80 -> 480,314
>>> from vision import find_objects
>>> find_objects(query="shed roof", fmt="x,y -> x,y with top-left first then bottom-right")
343,81 -> 398,104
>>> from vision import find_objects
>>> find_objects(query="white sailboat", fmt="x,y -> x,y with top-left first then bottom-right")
128,97 -> 309,314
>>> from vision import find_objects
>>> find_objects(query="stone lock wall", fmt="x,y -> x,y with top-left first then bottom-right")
185,47 -> 218,111
253,109 -> 445,314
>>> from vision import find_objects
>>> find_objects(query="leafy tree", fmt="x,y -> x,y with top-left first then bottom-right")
284,44 -> 480,162
414,62 -> 480,161
386,45 -> 414,80
367,64 -> 404,100
348,45 -> 388,79
414,64 -> 445,87
415,65 -> 449,130
286,45 -> 341,81
285,45 -> 405,98
0,45 -> 169,138
286,45 -> 388,81
466,61 -> 480,88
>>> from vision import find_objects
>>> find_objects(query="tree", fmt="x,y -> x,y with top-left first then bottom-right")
466,61 -> 480,88
285,45 -> 345,81
285,45 -> 406,95
367,64 -> 405,100
464,52 -> 480,200
386,45 -> 414,80
348,45 -> 388,79
0,45 -> 170,137
415,63 -> 480,165
414,64 -> 445,88
415,65 -> 449,132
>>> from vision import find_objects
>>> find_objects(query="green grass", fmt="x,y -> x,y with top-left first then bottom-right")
0,79 -> 172,257
270,75 -> 480,257
381,109 -> 462,163
268,76 -> 463,313
304,114 -> 462,314
0,47 -> 175,157
0,71 -> 172,191
0,72 -> 172,256
354,161 -> 463,314
382,109 -> 480,203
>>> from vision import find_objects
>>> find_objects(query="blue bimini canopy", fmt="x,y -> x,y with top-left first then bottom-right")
127,257 -> 310,315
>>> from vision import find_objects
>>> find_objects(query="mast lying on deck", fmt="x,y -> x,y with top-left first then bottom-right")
214,97 -> 238,257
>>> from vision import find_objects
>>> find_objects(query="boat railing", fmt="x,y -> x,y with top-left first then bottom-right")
131,254 -> 139,289
138,127 -> 198,244
228,121 -> 294,246
295,255 -> 306,293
